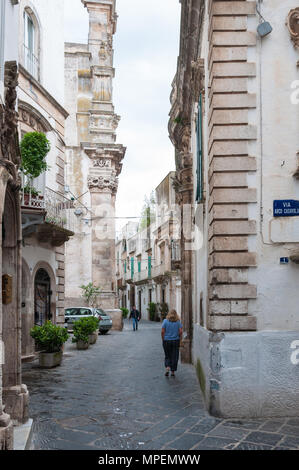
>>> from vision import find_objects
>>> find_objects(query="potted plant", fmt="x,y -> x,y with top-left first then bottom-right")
20,132 -> 50,179
120,307 -> 129,319
159,302 -> 169,321
147,302 -> 158,322
72,317 -> 98,350
20,132 -> 50,205
30,321 -> 69,368
86,316 -> 99,345
22,182 -> 41,205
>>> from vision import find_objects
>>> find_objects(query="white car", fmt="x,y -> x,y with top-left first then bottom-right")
64,307 -> 113,335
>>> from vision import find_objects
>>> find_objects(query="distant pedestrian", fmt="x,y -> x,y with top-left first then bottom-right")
161,310 -> 182,377
129,306 -> 141,331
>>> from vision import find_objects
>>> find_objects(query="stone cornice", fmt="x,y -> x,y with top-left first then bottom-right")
169,0 -> 205,150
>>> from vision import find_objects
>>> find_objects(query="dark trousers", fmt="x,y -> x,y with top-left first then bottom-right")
163,340 -> 180,372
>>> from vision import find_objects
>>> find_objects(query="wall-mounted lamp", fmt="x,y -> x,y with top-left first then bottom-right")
256,4 -> 273,38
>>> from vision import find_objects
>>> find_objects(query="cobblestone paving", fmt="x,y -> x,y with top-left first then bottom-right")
22,321 -> 299,450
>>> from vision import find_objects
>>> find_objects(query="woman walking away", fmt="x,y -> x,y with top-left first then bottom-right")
161,310 -> 183,377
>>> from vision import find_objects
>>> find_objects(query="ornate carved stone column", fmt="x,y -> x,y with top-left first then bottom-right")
176,126 -> 193,364
65,1 -> 127,309
85,145 -> 125,308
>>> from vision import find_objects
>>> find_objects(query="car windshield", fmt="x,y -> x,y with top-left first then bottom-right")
65,308 -> 92,316
96,309 -> 108,316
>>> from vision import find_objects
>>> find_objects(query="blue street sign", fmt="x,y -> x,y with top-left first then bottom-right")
273,200 -> 299,217
280,257 -> 289,265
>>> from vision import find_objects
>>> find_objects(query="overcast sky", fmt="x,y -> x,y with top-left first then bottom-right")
64,0 -> 181,234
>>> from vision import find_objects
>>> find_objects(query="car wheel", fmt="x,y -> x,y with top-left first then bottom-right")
100,330 -> 109,335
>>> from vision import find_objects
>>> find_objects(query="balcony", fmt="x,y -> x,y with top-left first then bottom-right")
125,271 -> 133,284
151,264 -> 168,280
21,186 -> 75,246
23,44 -> 39,80
133,269 -> 150,285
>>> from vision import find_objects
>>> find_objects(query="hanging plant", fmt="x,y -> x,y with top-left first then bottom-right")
20,132 -> 51,179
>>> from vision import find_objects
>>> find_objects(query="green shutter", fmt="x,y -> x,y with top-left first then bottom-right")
131,257 -> 134,278
124,261 -> 127,274
138,261 -> 141,273
148,256 -> 152,278
196,92 -> 203,202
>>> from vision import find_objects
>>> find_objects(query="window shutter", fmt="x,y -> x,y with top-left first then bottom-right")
148,256 -> 152,278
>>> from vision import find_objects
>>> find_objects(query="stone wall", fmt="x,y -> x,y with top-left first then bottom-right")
207,0 -> 257,332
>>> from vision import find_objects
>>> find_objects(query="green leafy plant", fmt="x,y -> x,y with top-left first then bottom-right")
23,182 -> 40,197
20,132 -> 50,179
147,302 -> 158,322
30,321 -> 69,353
72,317 -> 99,344
120,307 -> 129,319
80,282 -> 102,307
139,192 -> 156,231
159,302 -> 169,321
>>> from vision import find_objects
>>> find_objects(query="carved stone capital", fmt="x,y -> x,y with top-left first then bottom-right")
178,125 -> 191,154
287,8 -> 299,49
191,58 -> 205,102
93,158 -> 111,168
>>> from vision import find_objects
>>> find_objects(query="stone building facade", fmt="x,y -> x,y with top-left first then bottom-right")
64,0 -> 126,310
116,172 -> 181,320
170,0 -> 299,418
18,0 -> 74,361
0,0 -> 29,451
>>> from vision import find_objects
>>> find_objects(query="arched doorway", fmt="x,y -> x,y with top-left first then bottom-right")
34,268 -> 52,326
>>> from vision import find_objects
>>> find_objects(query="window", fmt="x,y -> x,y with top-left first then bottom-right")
23,9 -> 39,79
196,92 -> 204,202
130,257 -> 134,278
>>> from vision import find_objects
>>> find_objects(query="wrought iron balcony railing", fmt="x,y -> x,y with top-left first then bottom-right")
23,44 -> 40,80
44,187 -> 75,233
21,184 -> 75,233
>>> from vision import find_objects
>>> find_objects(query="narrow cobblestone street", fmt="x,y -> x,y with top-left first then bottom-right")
23,321 -> 299,451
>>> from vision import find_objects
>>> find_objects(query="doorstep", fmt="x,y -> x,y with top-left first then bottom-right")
13,419 -> 34,450
21,354 -> 36,363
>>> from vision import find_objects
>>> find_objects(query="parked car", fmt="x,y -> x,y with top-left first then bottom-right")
64,307 -> 113,335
